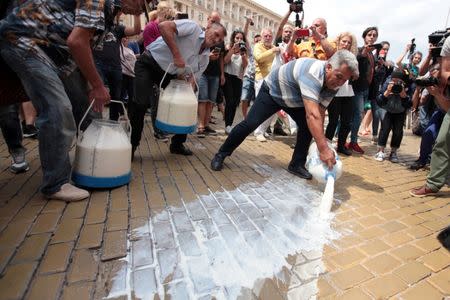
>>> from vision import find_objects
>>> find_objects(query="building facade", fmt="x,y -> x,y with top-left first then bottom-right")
123,0 -> 284,40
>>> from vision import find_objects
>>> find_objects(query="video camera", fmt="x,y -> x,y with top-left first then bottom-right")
428,29 -> 450,59
287,0 -> 304,28
239,42 -> 247,53
391,82 -> 404,95
413,76 -> 439,87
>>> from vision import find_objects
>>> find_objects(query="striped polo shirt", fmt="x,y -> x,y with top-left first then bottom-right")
265,58 -> 337,108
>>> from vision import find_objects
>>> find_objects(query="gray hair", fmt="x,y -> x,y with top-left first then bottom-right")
328,49 -> 359,79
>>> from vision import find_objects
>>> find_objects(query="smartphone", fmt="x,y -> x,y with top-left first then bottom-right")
295,28 -> 310,37
371,43 -> 383,51
213,47 -> 221,54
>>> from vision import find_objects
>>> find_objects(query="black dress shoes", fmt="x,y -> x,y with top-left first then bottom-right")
337,146 -> 352,156
211,153 -> 226,171
288,164 -> 313,180
170,144 -> 193,156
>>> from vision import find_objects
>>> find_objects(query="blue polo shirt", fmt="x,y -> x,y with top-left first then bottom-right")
148,19 -> 210,80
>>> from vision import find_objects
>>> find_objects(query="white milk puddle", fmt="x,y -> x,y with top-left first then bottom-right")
107,165 -> 340,300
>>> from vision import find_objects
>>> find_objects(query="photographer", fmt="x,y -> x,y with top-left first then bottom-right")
374,69 -> 412,163
222,29 -> 248,132
411,35 -> 450,197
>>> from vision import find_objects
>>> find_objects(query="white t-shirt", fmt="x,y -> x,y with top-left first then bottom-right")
120,46 -> 136,77
335,80 -> 354,97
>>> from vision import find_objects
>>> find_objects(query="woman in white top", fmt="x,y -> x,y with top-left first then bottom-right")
120,37 -> 137,107
223,30 -> 248,133
324,32 -> 358,156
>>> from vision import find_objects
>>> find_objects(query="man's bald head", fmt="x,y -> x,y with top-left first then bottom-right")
207,11 -> 221,28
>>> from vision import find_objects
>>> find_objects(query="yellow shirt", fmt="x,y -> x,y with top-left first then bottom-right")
295,39 -> 331,61
253,42 -> 276,80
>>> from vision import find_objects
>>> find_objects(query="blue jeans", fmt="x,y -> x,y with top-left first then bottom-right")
1,43 -> 94,195
371,97 -> 386,137
418,109 -> 445,164
350,89 -> 368,143
198,74 -> 219,103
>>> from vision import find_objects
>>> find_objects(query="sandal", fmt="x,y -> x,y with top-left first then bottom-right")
197,127 -> 205,138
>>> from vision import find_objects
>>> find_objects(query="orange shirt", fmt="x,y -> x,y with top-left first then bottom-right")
295,39 -> 332,61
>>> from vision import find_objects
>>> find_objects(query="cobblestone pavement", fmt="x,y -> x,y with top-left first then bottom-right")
0,111 -> 449,300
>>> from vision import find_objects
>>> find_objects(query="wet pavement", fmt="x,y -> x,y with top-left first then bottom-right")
0,111 -> 449,300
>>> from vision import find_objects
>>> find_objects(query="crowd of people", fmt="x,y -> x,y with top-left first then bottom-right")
0,0 -> 449,201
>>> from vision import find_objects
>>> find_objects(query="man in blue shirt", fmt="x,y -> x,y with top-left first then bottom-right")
210,50 -> 359,179
128,19 -> 226,159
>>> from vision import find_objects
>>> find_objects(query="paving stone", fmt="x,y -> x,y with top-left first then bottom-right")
393,261 -> 432,285
67,249 -> 99,283
52,218 -> 83,244
390,244 -> 426,261
85,192 -> 108,224
29,213 -> 61,235
94,260 -> 128,299
132,267 -> 158,299
0,262 -> 38,300
208,207 -> 231,225
41,200 -> 66,214
414,235 -> 442,253
106,210 -> 128,232
363,253 -> 402,275
165,280 -> 191,300
329,248 -> 366,268
383,230 -> 414,247
362,274 -> 407,299
132,236 -> 153,268
76,223 -> 104,249
39,242 -> 73,274
317,278 -> 336,298
61,281 -> 94,300
427,267 -> 450,294
334,287 -> 372,300
26,273 -> 64,300
177,231 -> 202,257
63,200 -> 89,219
0,221 -> 32,249
380,220 -> 408,233
254,278 -> 284,300
12,233 -> 51,264
357,226 -> 387,240
0,247 -> 15,275
405,225 -> 433,239
129,217 -> 150,241
229,210 -> 257,231
399,215 -> 425,226
101,230 -> 127,261
157,248 -> 183,284
110,187 -> 128,211
400,280 -> 443,300
357,239 -> 390,256
13,205 -> 43,223
419,249 -> 450,272
153,221 -> 175,249
293,259 -> 324,281
185,200 -> 208,221
357,215 -> 384,227
172,211 -> 194,232
329,265 -> 373,290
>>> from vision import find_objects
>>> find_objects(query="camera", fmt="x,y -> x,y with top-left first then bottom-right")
287,0 -> 304,13
428,29 -> 450,59
371,43 -> 383,51
413,76 -> 439,87
391,82 -> 404,95
295,28 -> 310,37
239,42 -> 247,52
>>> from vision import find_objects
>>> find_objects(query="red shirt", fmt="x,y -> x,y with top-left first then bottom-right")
143,21 -> 160,48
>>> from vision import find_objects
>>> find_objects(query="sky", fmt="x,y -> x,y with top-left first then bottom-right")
253,0 -> 450,64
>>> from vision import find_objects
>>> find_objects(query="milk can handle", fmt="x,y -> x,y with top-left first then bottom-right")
77,100 -> 132,140
159,63 -> 199,93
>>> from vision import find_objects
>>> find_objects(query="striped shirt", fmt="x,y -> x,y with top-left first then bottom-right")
265,58 -> 337,108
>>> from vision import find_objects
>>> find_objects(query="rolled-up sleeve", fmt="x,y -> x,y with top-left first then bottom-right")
74,0 -> 106,32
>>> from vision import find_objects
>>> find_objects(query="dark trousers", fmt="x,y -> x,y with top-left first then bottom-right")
0,104 -> 24,153
418,109 -> 445,164
223,73 -> 243,127
218,82 -> 311,168
377,112 -> 406,149
128,52 -> 186,148
120,73 -> 134,104
96,63 -> 123,121
325,96 -> 352,147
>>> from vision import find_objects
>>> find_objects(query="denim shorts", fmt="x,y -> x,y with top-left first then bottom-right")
240,76 -> 255,102
198,74 -> 220,103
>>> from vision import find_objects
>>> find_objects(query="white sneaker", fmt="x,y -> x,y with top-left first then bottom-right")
46,183 -> 90,202
255,134 -> 267,142
374,151 -> 385,162
225,125 -> 232,135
